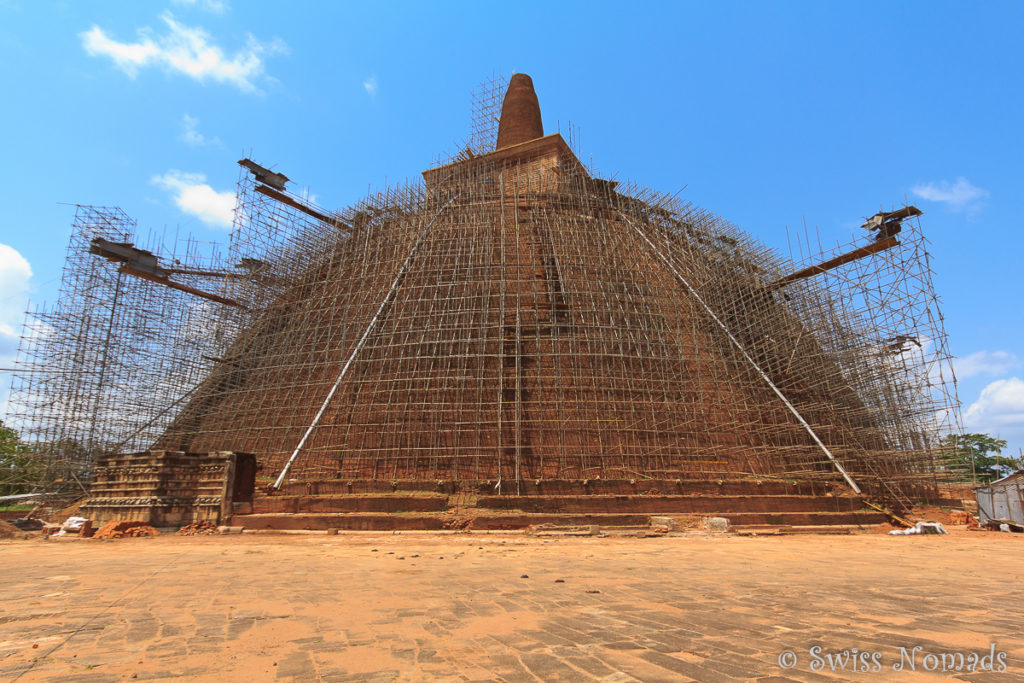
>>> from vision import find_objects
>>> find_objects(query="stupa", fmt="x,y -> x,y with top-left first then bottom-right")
12,74 -> 959,530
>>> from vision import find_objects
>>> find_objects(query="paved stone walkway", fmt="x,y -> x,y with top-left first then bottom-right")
1,531 -> 1021,681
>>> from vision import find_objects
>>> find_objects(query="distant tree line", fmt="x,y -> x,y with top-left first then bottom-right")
0,419 -> 44,496
940,433 -> 1020,484
1,420 -> 98,496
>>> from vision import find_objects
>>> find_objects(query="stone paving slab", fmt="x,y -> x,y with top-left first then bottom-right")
0,531 -> 1021,681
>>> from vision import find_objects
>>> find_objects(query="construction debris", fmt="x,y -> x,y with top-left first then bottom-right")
49,516 -> 94,538
177,520 -> 218,535
949,510 -> 976,526
60,516 -> 88,532
983,518 -> 1023,533
8,517 -> 44,531
889,521 -> 947,536
93,520 -> 159,539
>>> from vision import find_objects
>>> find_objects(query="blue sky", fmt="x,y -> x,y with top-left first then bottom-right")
0,1 -> 1021,457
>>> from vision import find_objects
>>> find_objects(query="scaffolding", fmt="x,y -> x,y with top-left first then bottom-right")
3,79 -> 962,504
2,206 -> 239,495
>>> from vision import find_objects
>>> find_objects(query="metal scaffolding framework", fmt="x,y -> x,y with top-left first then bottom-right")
3,77 -> 962,503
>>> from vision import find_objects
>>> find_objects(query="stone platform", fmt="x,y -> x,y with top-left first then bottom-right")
82,450 -> 257,526
228,478 -> 888,532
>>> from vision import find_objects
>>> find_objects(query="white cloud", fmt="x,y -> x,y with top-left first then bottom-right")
80,12 -> 287,93
152,170 -> 236,229
180,113 -> 221,147
910,177 -> 988,211
363,75 -> 378,97
0,324 -> 18,361
80,25 -> 160,78
171,0 -> 230,13
964,377 -> 1024,441
955,350 -> 1019,379
0,243 -> 31,329
0,244 -> 32,415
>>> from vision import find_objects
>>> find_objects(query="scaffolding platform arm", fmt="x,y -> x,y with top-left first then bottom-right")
89,239 -> 169,278
88,237 -> 247,309
770,237 -> 900,288
861,205 -> 922,241
770,205 -> 922,288
238,158 -> 290,191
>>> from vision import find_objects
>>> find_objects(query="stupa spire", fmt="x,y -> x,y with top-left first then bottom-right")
495,73 -> 544,150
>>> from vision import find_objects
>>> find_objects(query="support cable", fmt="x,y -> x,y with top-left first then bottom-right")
619,211 -> 863,494
272,195 -> 460,490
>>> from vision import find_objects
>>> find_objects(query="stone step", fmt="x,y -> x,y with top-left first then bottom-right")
270,480 -> 451,496
732,524 -> 877,536
267,478 -> 834,497
721,511 -> 887,527
253,495 -> 449,514
228,510 -> 887,532
231,512 -> 655,531
475,494 -> 863,514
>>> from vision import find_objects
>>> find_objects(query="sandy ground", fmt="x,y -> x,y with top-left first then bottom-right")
1,530 -> 1022,682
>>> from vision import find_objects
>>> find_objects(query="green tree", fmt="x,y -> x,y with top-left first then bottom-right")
0,420 -> 25,454
1,419 -> 45,496
940,433 -> 1015,483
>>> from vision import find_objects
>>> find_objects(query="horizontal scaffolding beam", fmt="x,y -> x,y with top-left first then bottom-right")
770,237 -> 899,288
254,185 -> 350,230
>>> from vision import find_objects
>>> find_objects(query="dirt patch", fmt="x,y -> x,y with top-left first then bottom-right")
0,520 -> 28,539
53,497 -> 88,521
911,505 -> 962,525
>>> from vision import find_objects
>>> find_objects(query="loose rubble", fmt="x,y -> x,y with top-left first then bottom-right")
93,521 -> 159,539
177,520 -> 219,536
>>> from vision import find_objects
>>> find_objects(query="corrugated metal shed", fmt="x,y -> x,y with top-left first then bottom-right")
976,470 -> 1024,525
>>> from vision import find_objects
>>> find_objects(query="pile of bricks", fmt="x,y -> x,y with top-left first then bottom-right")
177,520 -> 219,536
93,521 -> 160,540
949,511 -> 977,526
